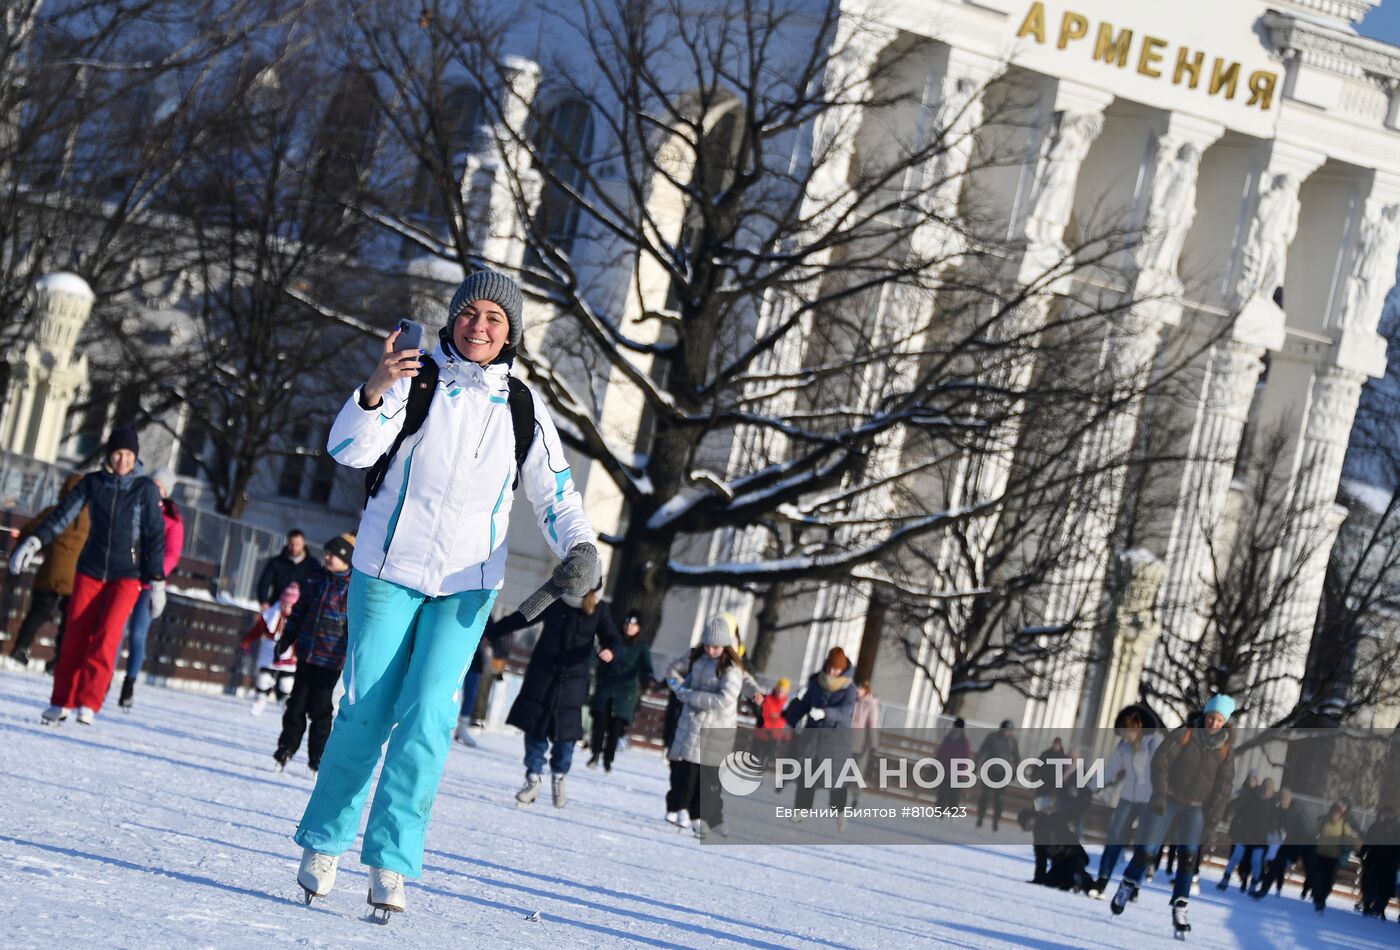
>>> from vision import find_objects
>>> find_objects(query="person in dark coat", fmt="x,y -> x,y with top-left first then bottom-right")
976,720 -> 1021,832
1252,787 -> 1315,897
273,536 -> 354,772
256,530 -> 315,608
784,647 -> 858,815
8,472 -> 89,669
1358,806 -> 1400,918
1019,807 -> 1093,892
10,427 -> 167,724
492,574 -> 622,809
586,612 -> 654,772
934,717 -> 975,810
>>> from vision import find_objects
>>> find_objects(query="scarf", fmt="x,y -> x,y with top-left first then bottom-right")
818,671 -> 851,693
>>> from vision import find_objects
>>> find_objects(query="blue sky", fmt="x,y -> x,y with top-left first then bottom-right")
1358,0 -> 1400,44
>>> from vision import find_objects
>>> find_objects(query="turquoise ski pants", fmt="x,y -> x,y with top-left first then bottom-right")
294,570 -> 496,876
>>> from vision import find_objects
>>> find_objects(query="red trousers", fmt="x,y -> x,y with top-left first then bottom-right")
51,573 -> 142,713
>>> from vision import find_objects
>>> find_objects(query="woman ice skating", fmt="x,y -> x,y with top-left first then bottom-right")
1092,705 -> 1162,893
586,612 -> 655,773
240,583 -> 301,714
273,536 -> 354,773
9,427 -> 166,725
664,614 -> 743,837
7,473 -> 88,670
1109,694 -> 1237,939
492,569 -> 622,807
1311,799 -> 1362,914
784,647 -> 858,821
117,472 -> 184,710
288,271 -> 599,920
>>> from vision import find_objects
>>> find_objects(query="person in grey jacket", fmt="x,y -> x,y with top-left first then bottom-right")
664,614 -> 743,838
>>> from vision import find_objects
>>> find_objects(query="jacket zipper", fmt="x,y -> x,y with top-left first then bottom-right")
103,478 -> 118,580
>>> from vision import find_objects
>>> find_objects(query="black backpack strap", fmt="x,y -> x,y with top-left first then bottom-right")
364,356 -> 440,506
506,376 -> 536,490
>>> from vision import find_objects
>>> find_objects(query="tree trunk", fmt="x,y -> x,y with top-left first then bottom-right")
748,582 -> 784,673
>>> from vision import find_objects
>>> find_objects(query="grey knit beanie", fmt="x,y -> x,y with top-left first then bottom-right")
448,270 -> 523,348
700,614 -> 736,648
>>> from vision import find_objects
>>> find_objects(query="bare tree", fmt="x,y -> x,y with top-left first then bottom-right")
322,0 -> 1195,646
0,1 -> 276,409
89,13 -> 387,515
1145,426 -> 1342,723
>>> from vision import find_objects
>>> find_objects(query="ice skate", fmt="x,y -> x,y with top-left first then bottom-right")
41,704 -> 68,724
453,716 -> 477,747
251,696 -> 267,716
297,848 -> 338,904
11,647 -> 29,668
1110,879 -> 1138,916
551,774 -> 567,808
367,867 -> 405,923
665,810 -> 690,830
273,750 -> 290,773
1171,898 -> 1190,939
692,819 -> 709,839
118,676 -> 135,710
515,772 -> 542,805
75,706 -> 95,725
1088,875 -> 1109,899
586,753 -> 599,769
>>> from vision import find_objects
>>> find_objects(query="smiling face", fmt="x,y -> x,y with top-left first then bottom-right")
452,300 -> 509,365
1204,711 -> 1226,733
704,644 -> 724,659
108,449 -> 136,476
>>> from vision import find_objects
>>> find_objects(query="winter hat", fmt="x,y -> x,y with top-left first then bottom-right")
1202,694 -> 1236,723
279,583 -> 301,609
106,426 -> 139,456
776,677 -> 791,693
700,613 -> 738,648
952,718 -> 966,729
323,533 -> 356,564
1000,719 -> 1014,730
825,646 -> 851,674
448,270 -> 523,348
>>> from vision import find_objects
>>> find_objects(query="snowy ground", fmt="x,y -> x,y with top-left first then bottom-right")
0,668 -> 1395,950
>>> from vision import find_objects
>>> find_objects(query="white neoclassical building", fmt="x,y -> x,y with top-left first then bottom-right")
537,0 -> 1400,730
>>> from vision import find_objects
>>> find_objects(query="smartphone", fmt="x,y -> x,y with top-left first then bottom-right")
394,319 -> 424,352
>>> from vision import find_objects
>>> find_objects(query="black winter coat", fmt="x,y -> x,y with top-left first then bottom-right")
783,672 -> 857,729
33,469 -> 164,582
498,599 -> 623,743
256,548 -> 317,605
589,635 -> 654,723
1359,817 -> 1400,899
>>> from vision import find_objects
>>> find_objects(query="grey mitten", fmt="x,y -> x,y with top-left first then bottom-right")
552,542 -> 601,598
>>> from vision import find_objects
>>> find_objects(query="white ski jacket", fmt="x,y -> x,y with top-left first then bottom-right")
327,344 -> 595,597
1102,734 -> 1162,805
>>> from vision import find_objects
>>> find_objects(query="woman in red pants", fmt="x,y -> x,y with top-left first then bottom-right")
8,426 -> 166,724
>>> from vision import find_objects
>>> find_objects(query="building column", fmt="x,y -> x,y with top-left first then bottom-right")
1024,116 -> 1227,730
463,57 -> 542,271
1143,144 -> 1324,714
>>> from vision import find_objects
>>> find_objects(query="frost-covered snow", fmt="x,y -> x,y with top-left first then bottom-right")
0,667 -> 1394,949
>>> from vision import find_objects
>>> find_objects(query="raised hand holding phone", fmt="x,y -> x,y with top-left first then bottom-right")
362,320 -> 425,409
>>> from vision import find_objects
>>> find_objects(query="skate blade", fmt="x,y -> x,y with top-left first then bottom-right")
367,894 -> 402,924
